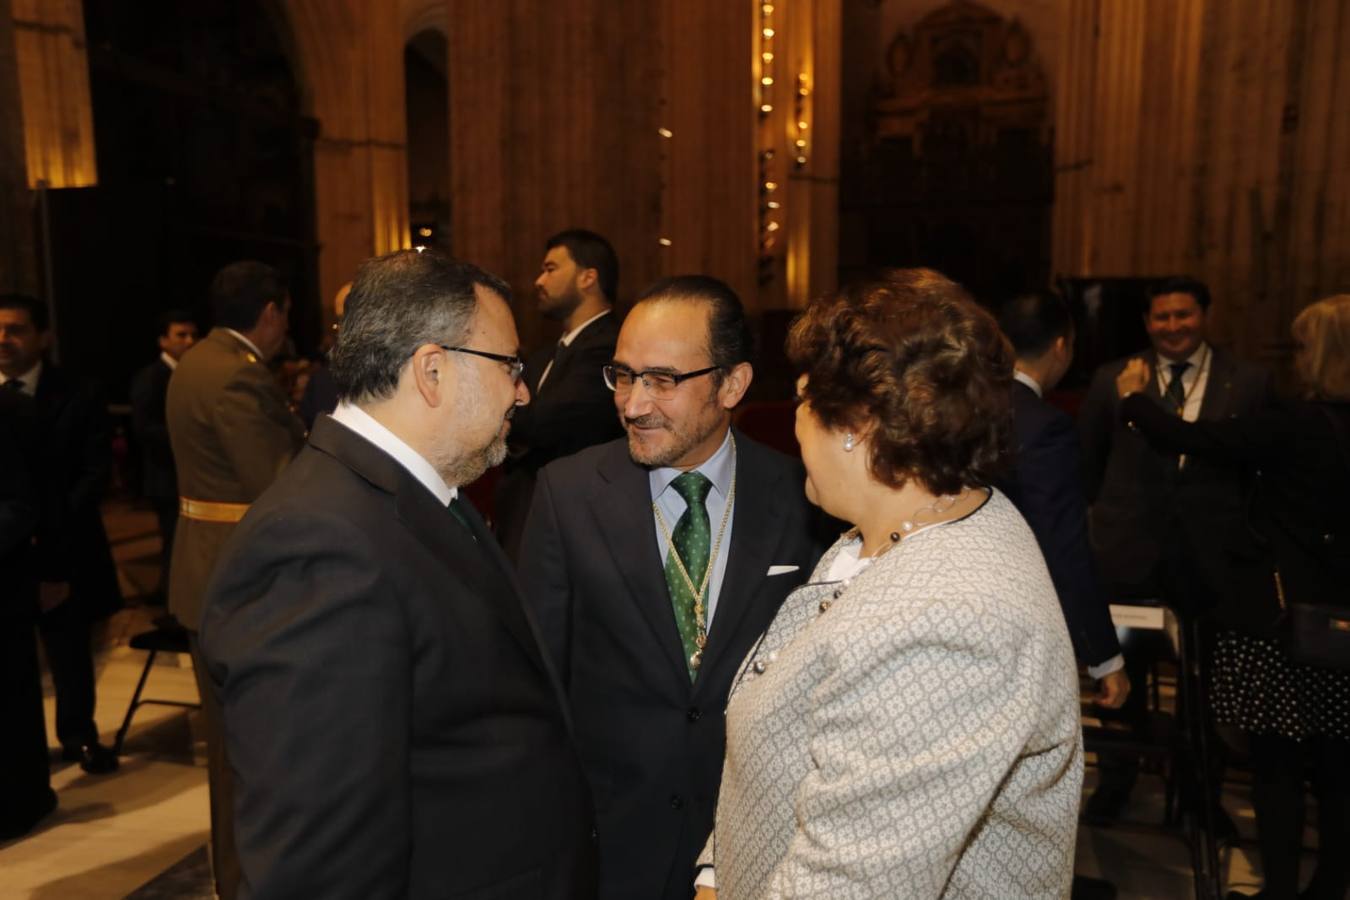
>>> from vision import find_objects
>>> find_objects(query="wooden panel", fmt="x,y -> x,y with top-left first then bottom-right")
0,0 -> 37,292
11,0 -> 96,189
664,0 -> 756,308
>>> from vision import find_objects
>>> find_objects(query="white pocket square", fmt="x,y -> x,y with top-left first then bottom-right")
766,565 -> 799,576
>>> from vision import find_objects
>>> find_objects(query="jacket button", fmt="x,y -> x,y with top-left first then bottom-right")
687,707 -> 701,722
1324,533 -> 1335,544
669,795 -> 684,810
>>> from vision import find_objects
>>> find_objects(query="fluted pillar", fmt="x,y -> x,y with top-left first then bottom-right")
284,0 -> 409,322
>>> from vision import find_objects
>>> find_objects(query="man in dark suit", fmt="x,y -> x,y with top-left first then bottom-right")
0,293 -> 121,775
200,250 -> 596,898
0,377 -> 57,839
129,309 -> 198,603
494,229 -> 624,559
519,276 -> 826,900
1078,276 -> 1272,822
998,291 -> 1127,706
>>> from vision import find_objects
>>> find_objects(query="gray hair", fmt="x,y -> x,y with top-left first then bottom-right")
330,250 -> 512,404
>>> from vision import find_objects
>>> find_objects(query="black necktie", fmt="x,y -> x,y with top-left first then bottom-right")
447,496 -> 475,540
537,340 -> 566,393
1164,362 -> 1190,413
1,379 -> 24,395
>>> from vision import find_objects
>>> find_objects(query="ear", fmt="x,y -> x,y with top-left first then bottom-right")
717,361 -> 754,410
576,266 -> 598,292
409,343 -> 452,408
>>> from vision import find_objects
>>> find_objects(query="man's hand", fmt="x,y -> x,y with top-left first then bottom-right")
1116,358 -> 1151,398
39,580 -> 72,613
1096,669 -> 1131,709
695,889 -> 718,900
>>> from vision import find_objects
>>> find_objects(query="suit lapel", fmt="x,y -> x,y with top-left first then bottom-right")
694,433 -> 783,695
309,418 -> 554,682
591,443 -> 690,683
1197,348 -> 1236,422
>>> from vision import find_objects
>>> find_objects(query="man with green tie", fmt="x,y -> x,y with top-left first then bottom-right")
518,275 -> 827,899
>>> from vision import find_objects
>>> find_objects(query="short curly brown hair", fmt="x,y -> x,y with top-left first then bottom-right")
786,270 -> 1014,495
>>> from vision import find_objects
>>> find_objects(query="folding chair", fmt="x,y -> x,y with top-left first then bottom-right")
1081,600 -> 1223,900
113,624 -> 202,755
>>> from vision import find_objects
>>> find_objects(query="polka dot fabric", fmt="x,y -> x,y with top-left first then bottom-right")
1209,629 -> 1350,741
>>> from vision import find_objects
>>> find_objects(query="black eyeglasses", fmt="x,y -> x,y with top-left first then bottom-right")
602,364 -> 721,399
439,345 -> 525,384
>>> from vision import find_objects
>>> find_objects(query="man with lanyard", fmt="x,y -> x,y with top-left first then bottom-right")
1078,276 -> 1272,825
165,260 -> 304,899
518,275 -> 826,899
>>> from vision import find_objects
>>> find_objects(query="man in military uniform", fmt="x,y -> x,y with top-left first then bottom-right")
166,261 -> 304,900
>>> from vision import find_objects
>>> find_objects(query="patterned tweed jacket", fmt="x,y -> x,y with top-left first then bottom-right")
699,490 -> 1083,899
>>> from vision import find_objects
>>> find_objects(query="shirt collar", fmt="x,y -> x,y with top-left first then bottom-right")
649,428 -> 736,502
560,309 -> 611,347
1158,341 -> 1210,370
160,351 -> 178,371
0,359 -> 41,396
330,402 -> 458,506
1012,369 -> 1043,397
223,328 -> 265,360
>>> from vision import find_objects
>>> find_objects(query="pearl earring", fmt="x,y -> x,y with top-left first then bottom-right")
843,432 -> 855,452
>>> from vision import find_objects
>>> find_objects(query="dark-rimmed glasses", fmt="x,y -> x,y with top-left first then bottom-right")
602,363 -> 721,399
439,344 -> 525,384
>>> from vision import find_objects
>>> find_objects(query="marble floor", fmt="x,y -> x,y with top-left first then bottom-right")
0,500 -> 1308,899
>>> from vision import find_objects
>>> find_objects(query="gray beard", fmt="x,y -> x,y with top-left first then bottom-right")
439,430 -> 508,488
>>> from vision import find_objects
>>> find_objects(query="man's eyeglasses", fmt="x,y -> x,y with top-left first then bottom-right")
602,364 -> 721,399
439,345 -> 525,384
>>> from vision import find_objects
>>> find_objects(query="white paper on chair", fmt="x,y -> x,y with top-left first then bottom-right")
1108,604 -> 1166,631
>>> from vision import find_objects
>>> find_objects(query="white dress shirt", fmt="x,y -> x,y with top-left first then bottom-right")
649,429 -> 736,631
223,328 -> 265,360
329,403 -> 457,507
0,359 -> 41,396
1156,342 -> 1211,423
535,309 -> 611,391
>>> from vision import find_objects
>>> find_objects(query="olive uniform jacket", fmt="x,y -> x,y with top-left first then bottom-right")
166,328 -> 304,631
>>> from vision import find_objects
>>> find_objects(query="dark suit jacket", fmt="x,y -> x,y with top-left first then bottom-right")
999,381 -> 1121,668
0,392 -> 39,623
33,364 -> 121,618
1122,393 -> 1350,632
518,431 -> 826,900
200,417 -> 596,900
130,357 -> 176,500
1078,347 -> 1272,603
495,313 -> 623,559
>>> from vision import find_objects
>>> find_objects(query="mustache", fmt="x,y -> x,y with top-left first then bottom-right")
624,414 -> 667,429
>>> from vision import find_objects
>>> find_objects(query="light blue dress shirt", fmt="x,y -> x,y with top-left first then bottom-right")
648,429 -> 736,631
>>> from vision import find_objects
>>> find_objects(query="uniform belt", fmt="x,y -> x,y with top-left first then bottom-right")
179,497 -> 251,523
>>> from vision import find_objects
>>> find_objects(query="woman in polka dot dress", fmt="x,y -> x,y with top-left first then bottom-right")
1116,294 -> 1350,900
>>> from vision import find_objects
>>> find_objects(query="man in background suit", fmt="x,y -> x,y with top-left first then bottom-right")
129,309 -> 198,603
166,262 -> 304,899
998,291 -> 1130,900
0,293 -> 121,775
1078,276 -> 1272,823
519,275 -> 825,900
494,229 -> 624,559
997,291 -> 1128,706
201,250 -> 596,898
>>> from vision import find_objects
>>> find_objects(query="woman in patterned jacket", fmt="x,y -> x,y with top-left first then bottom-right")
695,271 -> 1083,899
